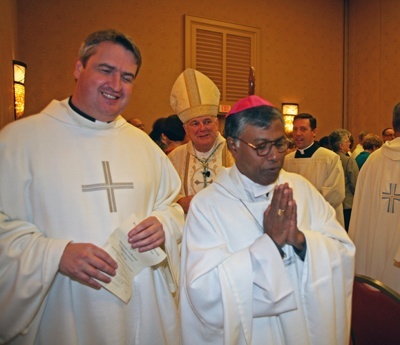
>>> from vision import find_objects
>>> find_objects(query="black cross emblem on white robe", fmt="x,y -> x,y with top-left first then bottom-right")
381,183 -> 400,213
82,161 -> 134,213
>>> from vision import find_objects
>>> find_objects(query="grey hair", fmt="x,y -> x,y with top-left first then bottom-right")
328,128 -> 351,153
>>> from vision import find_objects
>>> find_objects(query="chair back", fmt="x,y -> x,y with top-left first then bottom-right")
351,274 -> 400,345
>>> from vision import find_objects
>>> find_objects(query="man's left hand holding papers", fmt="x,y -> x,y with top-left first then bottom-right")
98,213 -> 167,303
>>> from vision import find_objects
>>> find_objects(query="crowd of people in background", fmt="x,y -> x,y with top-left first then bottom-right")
283,124 -> 392,233
125,71 -> 399,344
284,114 -> 399,299
1,27 -> 399,345
129,85 -> 399,343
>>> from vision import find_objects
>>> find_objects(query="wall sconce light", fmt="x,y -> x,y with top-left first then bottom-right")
282,103 -> 299,136
13,60 -> 27,119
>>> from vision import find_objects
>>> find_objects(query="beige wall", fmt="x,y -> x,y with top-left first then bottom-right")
7,0 -> 344,138
0,0 -> 18,129
348,0 -> 400,139
2,0 -> 397,140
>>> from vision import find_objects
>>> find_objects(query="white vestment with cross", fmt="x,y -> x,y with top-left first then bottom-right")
0,99 -> 184,345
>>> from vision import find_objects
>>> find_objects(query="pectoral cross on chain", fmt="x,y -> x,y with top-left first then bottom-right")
82,161 -> 134,213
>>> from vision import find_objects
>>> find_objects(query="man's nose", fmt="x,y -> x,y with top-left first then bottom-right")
109,73 -> 122,91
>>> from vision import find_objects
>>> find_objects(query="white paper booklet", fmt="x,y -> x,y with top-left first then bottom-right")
99,213 -> 167,303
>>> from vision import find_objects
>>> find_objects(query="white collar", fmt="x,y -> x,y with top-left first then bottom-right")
232,165 -> 277,199
298,142 -> 314,154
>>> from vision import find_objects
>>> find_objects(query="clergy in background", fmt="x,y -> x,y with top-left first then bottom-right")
168,68 -> 234,213
349,101 -> 400,293
284,113 -> 346,226
180,96 -> 355,345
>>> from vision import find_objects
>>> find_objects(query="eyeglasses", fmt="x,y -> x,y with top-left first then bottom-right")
233,137 -> 289,156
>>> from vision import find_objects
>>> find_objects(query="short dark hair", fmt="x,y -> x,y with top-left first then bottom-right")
382,127 -> 393,136
163,115 -> 186,141
224,105 -> 283,139
393,102 -> 400,132
293,113 -> 317,130
318,136 -> 331,149
79,29 -> 142,76
149,117 -> 167,142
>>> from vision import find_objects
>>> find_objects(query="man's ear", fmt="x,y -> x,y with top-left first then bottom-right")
73,60 -> 84,80
160,133 -> 170,145
226,137 -> 238,157
313,128 -> 318,139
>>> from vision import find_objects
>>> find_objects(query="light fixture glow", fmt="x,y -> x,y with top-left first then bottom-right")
282,103 -> 299,136
13,60 -> 27,119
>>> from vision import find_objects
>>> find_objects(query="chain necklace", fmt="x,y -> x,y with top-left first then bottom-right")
193,142 -> 223,188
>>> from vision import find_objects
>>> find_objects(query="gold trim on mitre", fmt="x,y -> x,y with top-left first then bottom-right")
170,68 -> 220,124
